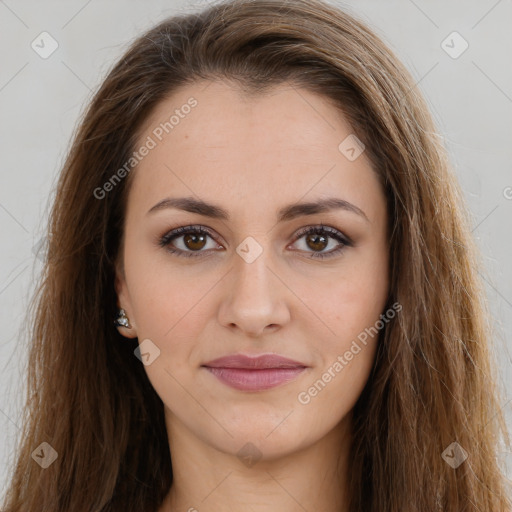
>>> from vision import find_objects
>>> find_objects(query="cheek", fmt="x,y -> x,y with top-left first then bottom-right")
297,275 -> 386,414
124,237 -> 211,335
305,257 -> 388,337
308,254 -> 388,369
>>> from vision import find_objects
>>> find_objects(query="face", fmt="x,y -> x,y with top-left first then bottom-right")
115,79 -> 389,460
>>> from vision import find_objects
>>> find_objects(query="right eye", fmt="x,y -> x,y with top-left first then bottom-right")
158,225 -> 223,258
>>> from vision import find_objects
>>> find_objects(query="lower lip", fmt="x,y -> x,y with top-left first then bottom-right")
203,367 -> 307,391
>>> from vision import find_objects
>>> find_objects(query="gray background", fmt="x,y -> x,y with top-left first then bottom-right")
1,0 -> 511,494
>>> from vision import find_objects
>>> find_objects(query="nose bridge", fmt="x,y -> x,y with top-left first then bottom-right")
218,234 -> 290,335
231,235 -> 277,305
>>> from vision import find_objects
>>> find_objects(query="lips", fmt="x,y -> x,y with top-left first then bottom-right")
201,354 -> 308,391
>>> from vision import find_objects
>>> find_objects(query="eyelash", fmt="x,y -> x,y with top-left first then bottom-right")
158,224 -> 353,260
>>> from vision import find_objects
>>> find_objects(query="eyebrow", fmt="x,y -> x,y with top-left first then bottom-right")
146,196 -> 369,223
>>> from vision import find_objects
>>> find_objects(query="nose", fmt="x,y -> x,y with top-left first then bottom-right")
217,246 -> 291,338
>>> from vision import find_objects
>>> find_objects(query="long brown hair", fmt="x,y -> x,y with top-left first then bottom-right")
2,0 -> 510,510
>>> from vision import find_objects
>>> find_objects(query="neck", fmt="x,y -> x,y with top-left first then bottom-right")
160,409 -> 353,512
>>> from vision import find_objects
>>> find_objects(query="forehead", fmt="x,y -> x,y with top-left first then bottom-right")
125,79 -> 383,224
138,79 -> 353,150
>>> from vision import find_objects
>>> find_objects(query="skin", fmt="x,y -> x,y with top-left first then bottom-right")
115,79 -> 389,512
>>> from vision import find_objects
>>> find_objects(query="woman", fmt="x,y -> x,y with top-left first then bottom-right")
2,0 -> 510,511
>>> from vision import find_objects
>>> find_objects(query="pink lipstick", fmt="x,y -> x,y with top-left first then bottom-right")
201,354 -> 308,392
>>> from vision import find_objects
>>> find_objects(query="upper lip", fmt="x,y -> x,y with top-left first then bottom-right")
202,354 -> 308,369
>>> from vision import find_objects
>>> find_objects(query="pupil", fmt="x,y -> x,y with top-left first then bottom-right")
184,233 -> 206,250
307,233 -> 327,251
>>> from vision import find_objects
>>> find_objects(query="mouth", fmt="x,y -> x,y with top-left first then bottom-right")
201,353 -> 309,392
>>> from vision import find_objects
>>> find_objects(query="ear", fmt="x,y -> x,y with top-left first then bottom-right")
114,257 -> 138,339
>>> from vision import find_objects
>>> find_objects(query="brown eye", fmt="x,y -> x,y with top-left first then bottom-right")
291,225 -> 353,260
182,232 -> 208,251
304,232 -> 329,252
159,224 -> 352,260
159,225 -> 220,258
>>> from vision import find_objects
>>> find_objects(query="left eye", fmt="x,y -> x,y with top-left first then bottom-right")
290,224 -> 353,259
158,224 -> 352,260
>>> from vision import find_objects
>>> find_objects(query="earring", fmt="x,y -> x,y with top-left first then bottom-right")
114,308 -> 132,329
